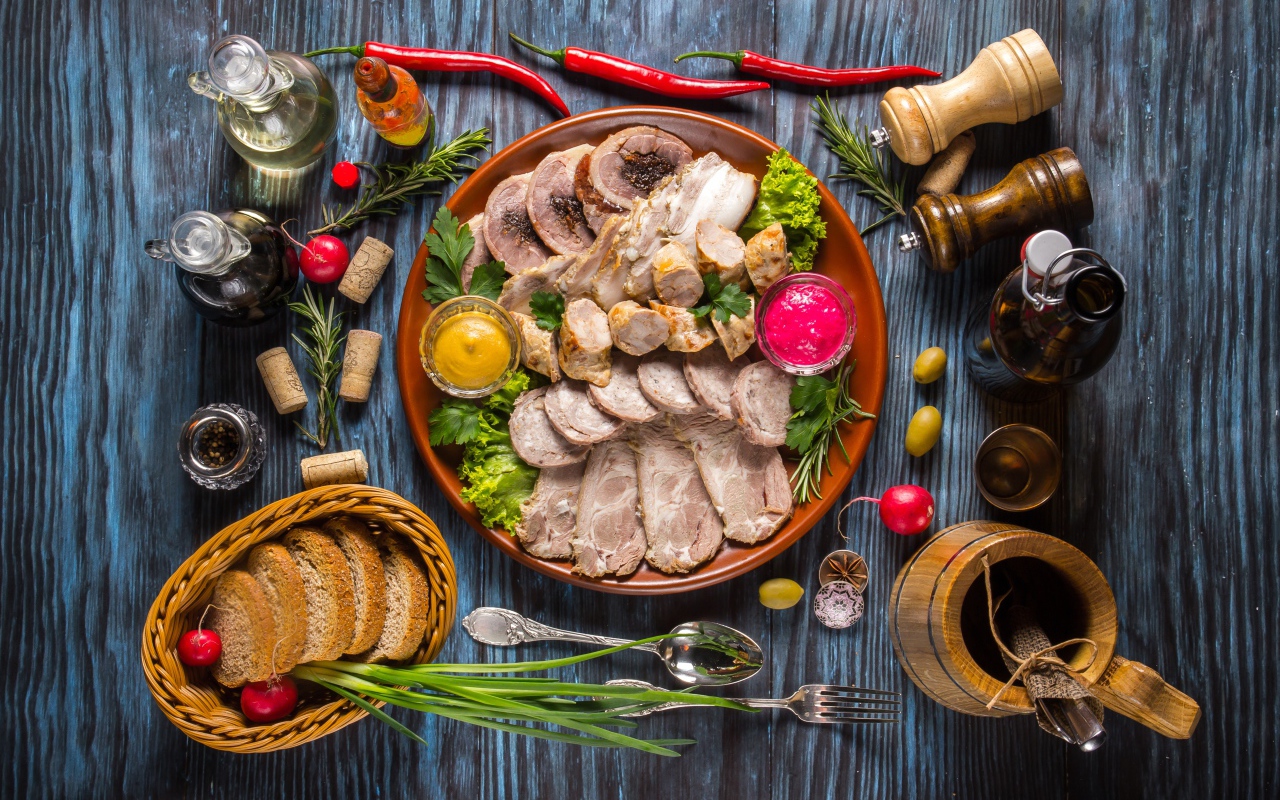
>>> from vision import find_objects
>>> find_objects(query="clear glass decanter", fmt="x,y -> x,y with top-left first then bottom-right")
145,209 -> 297,327
189,35 -> 339,170
964,230 -> 1127,402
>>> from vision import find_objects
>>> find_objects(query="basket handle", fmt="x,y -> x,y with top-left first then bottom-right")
1091,655 -> 1200,739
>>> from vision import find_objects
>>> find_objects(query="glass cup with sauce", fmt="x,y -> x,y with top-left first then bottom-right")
420,296 -> 522,398
756,272 -> 857,375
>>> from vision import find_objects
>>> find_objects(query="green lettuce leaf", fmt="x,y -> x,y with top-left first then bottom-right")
453,371 -> 540,532
739,148 -> 827,271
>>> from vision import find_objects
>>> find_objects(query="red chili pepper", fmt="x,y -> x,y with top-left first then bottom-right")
673,49 -> 941,87
509,34 -> 770,100
305,42 -> 571,117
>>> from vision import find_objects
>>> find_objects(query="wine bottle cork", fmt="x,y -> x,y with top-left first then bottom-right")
339,330 -> 383,403
916,130 -> 977,196
338,237 -> 395,304
301,449 -> 369,489
255,347 -> 309,414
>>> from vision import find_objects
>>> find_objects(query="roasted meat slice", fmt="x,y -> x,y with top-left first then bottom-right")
587,353 -> 660,423
629,420 -> 724,573
497,254 -> 577,316
638,349 -> 703,414
652,241 -> 704,308
544,379 -> 626,445
711,296 -> 756,361
744,223 -> 790,294
558,214 -> 624,301
588,126 -> 694,210
509,387 -> 590,468
609,300 -> 670,356
460,213 -> 491,291
527,145 -> 596,255
683,347 -> 750,421
515,461 -> 586,560
672,415 -> 792,544
575,148 -> 623,234
649,302 -> 717,352
695,220 -> 749,289
731,361 -> 795,447
572,440 -> 645,578
512,312 -> 561,381
484,173 -> 553,274
558,298 -> 612,386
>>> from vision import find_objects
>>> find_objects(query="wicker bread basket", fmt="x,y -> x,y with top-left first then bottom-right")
141,485 -> 458,753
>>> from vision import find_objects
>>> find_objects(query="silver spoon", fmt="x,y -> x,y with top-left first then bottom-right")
461,607 -> 763,686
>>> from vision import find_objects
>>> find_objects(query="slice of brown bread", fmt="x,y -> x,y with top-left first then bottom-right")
246,542 -> 308,673
283,526 -> 357,663
323,517 -> 388,654
357,540 -> 430,663
207,570 -> 277,688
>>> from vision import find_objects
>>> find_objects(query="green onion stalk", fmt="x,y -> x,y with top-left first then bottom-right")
293,635 -> 755,756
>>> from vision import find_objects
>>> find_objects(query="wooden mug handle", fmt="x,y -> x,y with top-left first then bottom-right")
879,29 -> 1063,164
1090,655 -> 1201,739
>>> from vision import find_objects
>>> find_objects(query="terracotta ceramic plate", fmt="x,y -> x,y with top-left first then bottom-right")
396,106 -> 886,595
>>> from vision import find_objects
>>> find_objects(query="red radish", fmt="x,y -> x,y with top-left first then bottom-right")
298,235 -> 350,283
331,160 -> 360,190
177,605 -> 223,667
241,675 -> 299,723
852,484 -> 935,535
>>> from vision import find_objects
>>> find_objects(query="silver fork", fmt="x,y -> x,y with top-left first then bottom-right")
605,679 -> 901,724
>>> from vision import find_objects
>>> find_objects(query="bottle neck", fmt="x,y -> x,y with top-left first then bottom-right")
145,211 -> 251,276
354,57 -> 399,103
189,35 -> 294,113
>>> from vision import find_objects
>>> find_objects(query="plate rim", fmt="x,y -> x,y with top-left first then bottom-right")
395,105 -> 887,595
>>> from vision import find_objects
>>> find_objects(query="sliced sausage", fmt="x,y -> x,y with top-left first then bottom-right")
652,241 -> 704,308
695,219 -> 749,289
544,379 -> 627,445
730,361 -> 795,447
509,387 -> 589,467
744,223 -> 790,294
711,295 -> 756,361
638,349 -> 703,414
558,298 -> 612,386
649,302 -> 717,352
609,300 -> 670,356
683,347 -> 750,421
512,312 -> 561,382
587,353 -> 660,423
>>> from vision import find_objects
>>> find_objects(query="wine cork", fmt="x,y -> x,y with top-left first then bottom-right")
339,330 -> 383,403
338,237 -> 395,304
255,347 -> 309,414
916,130 -> 977,196
301,449 -> 369,489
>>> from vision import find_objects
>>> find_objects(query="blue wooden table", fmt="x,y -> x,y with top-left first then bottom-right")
3,0 -> 1275,797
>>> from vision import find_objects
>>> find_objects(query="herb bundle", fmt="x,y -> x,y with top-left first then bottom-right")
691,273 -> 752,323
292,636 -> 752,756
309,129 -> 491,237
786,361 -> 877,504
422,207 -> 506,304
811,94 -> 907,235
289,286 -> 346,450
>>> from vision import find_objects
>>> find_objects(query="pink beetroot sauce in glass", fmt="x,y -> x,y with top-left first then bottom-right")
757,273 -> 856,375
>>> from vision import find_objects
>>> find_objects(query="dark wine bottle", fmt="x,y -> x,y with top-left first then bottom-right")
145,209 -> 298,327
964,230 -> 1127,402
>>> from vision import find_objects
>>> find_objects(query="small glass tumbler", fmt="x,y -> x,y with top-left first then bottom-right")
178,403 -> 266,489
973,424 -> 1061,511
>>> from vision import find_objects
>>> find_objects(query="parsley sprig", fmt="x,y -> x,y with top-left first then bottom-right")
422,207 -> 506,304
530,291 -> 566,331
428,399 -> 483,446
786,361 -> 877,504
691,274 -> 752,323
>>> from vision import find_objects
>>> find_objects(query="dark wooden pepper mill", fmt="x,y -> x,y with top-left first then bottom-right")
898,147 -> 1094,274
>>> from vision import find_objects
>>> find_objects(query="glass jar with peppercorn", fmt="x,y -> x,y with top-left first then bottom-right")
178,403 -> 265,490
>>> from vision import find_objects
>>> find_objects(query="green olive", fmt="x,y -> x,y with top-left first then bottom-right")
913,346 -> 948,384
905,405 -> 942,456
759,578 -> 805,609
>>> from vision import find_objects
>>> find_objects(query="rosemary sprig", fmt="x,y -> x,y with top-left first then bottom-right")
292,635 -> 754,756
811,94 -> 907,235
788,361 -> 877,505
308,128 -> 491,237
288,286 -> 346,450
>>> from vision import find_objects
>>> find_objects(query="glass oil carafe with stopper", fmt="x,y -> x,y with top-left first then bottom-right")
964,230 -> 1127,402
145,209 -> 298,327
189,35 -> 339,170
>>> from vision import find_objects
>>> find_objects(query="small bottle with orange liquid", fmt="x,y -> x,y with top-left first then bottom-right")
353,57 -> 431,147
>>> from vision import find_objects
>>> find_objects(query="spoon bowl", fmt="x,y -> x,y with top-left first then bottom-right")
657,622 -> 763,686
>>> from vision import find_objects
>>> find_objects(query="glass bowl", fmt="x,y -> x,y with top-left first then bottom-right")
756,272 -> 857,375
419,295 -> 522,398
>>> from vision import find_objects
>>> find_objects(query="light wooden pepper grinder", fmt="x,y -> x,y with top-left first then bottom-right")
898,147 -> 1094,273
871,29 -> 1063,165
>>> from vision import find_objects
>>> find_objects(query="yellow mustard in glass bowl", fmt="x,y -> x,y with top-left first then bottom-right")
420,296 -> 522,398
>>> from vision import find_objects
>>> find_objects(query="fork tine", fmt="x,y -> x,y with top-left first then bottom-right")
811,685 -> 902,698
810,714 -> 901,724
811,699 -> 903,711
